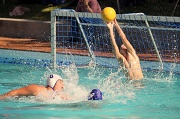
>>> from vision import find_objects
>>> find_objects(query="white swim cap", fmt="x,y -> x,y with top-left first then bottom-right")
47,74 -> 62,88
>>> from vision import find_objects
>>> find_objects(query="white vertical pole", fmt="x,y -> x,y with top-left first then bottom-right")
75,16 -> 96,62
124,13 -> 163,69
66,9 -> 96,62
51,11 -> 56,70
145,20 -> 163,69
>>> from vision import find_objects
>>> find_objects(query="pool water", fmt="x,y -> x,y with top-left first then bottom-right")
0,63 -> 180,119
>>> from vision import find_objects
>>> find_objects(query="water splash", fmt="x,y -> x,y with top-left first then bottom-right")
146,63 -> 177,83
97,68 -> 135,104
61,63 -> 79,85
25,62 -> 136,104
87,59 -> 101,79
87,66 -> 106,80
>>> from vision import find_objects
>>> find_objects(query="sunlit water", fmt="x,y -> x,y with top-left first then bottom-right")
0,63 -> 180,119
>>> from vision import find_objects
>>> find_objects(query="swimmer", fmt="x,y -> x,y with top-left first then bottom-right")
0,74 -> 103,101
106,19 -> 144,80
88,89 -> 102,100
0,74 -> 66,100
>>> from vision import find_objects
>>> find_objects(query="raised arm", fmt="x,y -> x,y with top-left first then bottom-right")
107,22 -> 129,67
114,19 -> 136,55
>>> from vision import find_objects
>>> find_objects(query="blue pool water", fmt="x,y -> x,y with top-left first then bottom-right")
0,49 -> 180,118
0,62 -> 180,119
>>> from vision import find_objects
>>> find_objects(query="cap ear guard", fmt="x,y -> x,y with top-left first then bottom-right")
47,74 -> 62,88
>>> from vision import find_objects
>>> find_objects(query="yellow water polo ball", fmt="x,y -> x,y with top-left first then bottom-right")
101,7 -> 116,22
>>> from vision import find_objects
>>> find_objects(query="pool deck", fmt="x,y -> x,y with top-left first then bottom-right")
0,37 -> 179,63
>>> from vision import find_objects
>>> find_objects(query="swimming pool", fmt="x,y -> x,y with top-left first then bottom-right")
0,50 -> 180,119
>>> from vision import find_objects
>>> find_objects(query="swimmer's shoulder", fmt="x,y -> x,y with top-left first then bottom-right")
25,84 -> 47,92
26,84 -> 44,88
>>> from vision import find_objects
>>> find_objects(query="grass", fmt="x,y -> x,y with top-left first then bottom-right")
0,0 -> 179,21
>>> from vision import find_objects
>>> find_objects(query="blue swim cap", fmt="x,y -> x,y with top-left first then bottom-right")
88,89 -> 103,100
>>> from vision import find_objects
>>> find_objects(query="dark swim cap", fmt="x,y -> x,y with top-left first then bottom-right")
88,89 -> 103,100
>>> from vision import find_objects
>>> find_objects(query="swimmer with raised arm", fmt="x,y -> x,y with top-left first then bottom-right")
106,19 -> 144,80
0,74 -> 103,100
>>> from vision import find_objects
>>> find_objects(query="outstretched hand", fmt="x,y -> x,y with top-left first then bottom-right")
114,19 -> 118,25
106,19 -> 119,30
106,21 -> 114,30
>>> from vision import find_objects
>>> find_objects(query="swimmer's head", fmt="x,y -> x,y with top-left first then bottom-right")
47,74 -> 63,89
120,44 -> 127,50
120,44 -> 128,57
88,89 -> 103,100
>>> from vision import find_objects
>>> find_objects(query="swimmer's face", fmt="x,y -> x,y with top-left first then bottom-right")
53,79 -> 64,92
120,44 -> 127,56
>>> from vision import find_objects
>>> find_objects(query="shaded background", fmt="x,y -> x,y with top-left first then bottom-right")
0,0 -> 179,21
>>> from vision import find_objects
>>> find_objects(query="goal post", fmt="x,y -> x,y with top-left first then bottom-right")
50,9 -> 180,70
